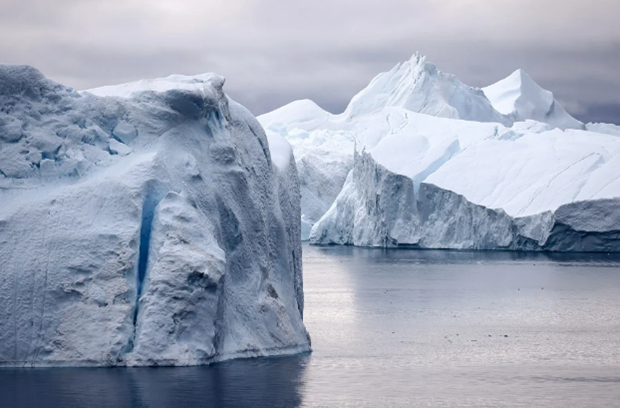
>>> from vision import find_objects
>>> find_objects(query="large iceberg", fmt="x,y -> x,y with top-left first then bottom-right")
311,112 -> 620,251
0,65 -> 310,366
263,54 -> 620,251
258,55 -> 515,239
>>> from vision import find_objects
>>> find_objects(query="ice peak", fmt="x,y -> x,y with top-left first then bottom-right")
511,68 -> 530,80
483,69 -> 584,130
407,52 -> 427,67
343,54 -> 509,125
506,69 -> 546,95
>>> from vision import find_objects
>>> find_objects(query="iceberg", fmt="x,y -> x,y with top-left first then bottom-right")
310,112 -> 620,251
258,54 -> 519,239
0,65 -> 310,366
262,54 -> 620,251
343,54 -> 511,125
586,122 -> 620,137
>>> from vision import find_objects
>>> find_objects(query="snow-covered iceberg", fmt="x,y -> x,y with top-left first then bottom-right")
0,65 -> 310,367
263,54 -> 620,251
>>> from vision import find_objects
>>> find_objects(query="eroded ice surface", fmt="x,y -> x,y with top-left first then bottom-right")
0,65 -> 310,367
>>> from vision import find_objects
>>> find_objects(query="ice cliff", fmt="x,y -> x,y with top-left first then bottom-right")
0,65 -> 310,366
261,54 -> 620,251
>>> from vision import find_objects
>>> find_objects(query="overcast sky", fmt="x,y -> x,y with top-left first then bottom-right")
1,0 -> 619,123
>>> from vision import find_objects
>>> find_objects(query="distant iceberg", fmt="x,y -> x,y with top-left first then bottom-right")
261,54 -> 620,251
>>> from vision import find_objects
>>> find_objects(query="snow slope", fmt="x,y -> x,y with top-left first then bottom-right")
483,69 -> 584,130
0,65 -> 310,367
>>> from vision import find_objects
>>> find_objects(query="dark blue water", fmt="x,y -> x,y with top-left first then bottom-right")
3,244 -> 620,407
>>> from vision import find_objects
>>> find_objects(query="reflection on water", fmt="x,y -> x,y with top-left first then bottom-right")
0,356 -> 308,408
2,244 -> 620,407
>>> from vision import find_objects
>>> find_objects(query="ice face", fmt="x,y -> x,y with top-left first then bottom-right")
0,65 -> 310,367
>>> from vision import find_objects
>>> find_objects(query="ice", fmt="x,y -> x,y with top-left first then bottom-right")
258,54 -> 620,251
108,139 -> 132,156
586,122 -> 620,137
483,69 -> 584,130
0,65 -> 310,367
344,54 -> 511,126
258,55 -> 529,240
112,121 -> 138,144
259,102 -> 355,240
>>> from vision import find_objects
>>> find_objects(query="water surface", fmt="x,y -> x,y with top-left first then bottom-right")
2,244 -> 620,407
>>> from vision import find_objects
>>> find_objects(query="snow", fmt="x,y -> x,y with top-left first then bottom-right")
425,128 -> 620,217
0,65 -> 310,367
258,99 -> 331,132
483,69 -> 584,130
265,130 -> 293,171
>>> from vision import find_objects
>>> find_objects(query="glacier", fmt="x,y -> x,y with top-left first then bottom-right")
262,54 -> 620,251
0,65 -> 310,366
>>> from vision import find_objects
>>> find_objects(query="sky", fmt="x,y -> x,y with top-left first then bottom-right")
1,0 -> 619,124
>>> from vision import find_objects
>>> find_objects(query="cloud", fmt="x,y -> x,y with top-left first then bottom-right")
1,0 -> 618,123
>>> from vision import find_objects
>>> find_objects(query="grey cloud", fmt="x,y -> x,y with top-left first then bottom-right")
0,0 -> 619,123
576,103 -> 620,125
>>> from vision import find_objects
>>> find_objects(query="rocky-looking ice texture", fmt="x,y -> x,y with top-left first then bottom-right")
0,65 -> 310,367
259,54 -> 620,251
